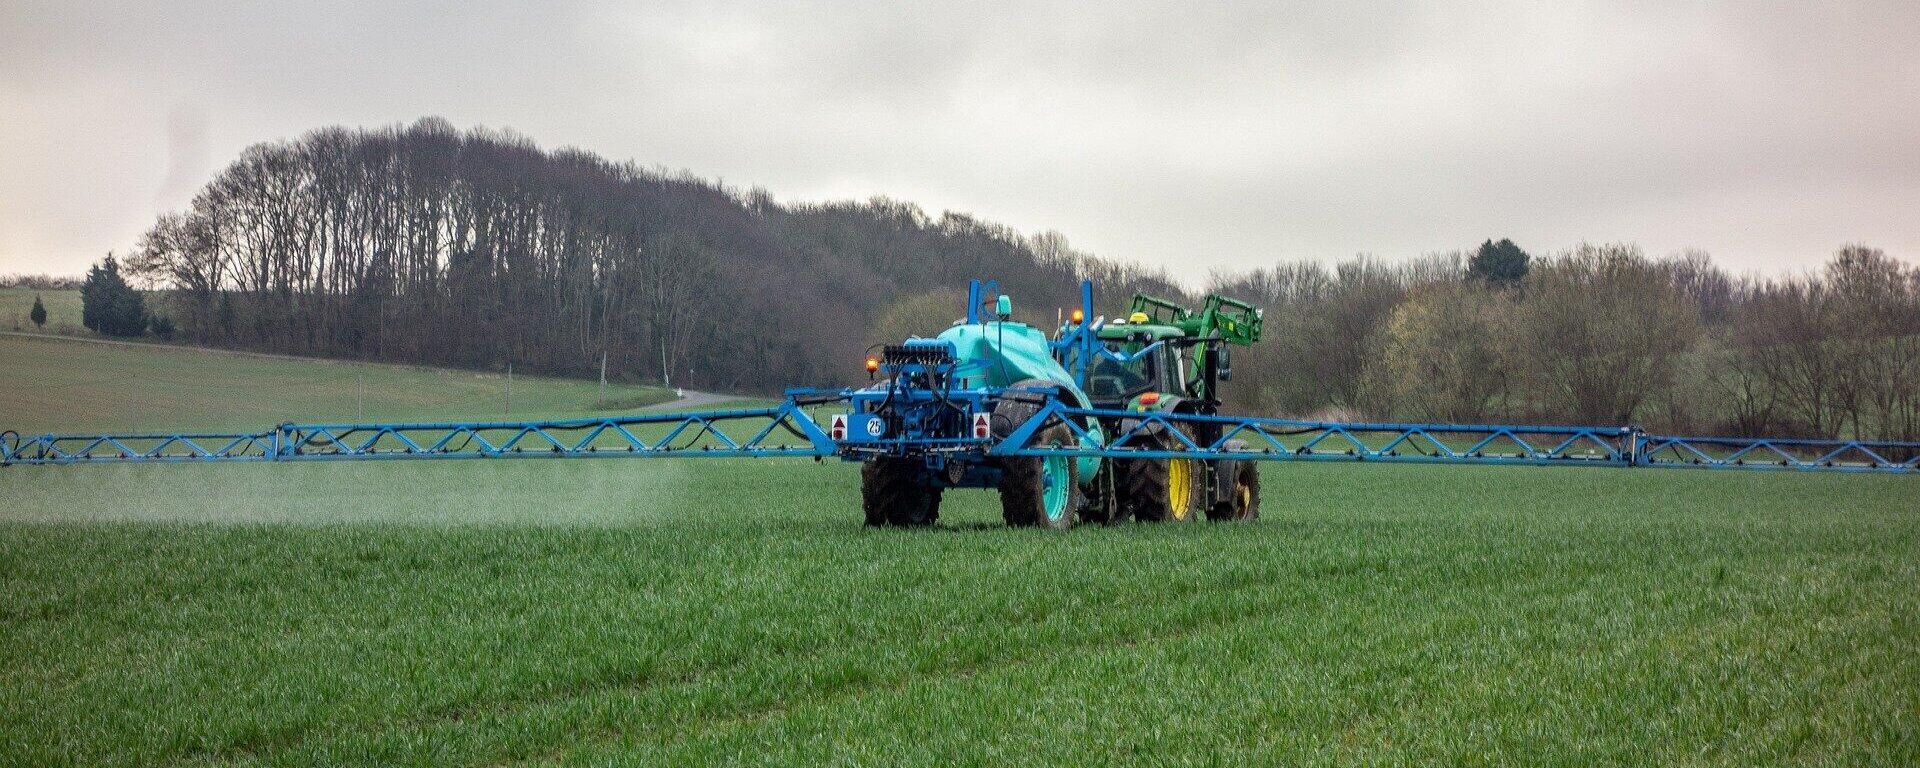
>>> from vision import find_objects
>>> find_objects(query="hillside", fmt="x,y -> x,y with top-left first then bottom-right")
123,119 -> 1181,396
0,334 -> 672,435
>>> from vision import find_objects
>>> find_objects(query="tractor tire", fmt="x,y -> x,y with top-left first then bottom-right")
999,422 -> 1080,530
861,458 -> 939,527
1116,422 -> 1205,523
991,380 -> 1084,530
1208,459 -> 1261,521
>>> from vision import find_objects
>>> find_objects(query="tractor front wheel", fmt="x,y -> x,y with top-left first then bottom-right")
862,458 -> 940,527
1117,423 -> 1205,523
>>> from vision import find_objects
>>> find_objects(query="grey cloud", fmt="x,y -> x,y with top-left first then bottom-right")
1,1 -> 1916,277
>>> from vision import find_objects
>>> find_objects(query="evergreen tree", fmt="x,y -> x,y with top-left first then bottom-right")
80,255 -> 148,337
1467,238 -> 1531,286
29,294 -> 46,329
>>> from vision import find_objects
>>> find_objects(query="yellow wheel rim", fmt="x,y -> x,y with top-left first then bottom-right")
1168,458 -> 1196,521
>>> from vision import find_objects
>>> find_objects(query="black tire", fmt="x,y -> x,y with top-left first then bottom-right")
999,422 -> 1080,530
1116,422 -> 1205,523
1209,459 -> 1260,521
989,378 -> 1054,440
861,458 -> 938,527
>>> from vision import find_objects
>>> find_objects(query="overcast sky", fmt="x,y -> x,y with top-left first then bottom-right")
3,1 -> 1917,279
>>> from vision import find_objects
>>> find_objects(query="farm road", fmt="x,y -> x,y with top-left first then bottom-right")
640,389 -> 734,411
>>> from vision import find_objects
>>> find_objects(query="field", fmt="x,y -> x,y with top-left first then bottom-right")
2,338 -> 1917,766
0,334 -> 673,435
0,287 -> 84,335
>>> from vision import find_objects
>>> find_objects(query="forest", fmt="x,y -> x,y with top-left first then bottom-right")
119,118 -> 1917,441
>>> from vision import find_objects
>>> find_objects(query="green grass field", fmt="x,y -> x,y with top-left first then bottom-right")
0,287 -> 84,335
2,337 -> 1916,766
0,334 -> 673,434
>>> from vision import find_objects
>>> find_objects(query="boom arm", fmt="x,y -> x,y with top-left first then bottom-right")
7,396 -> 1913,474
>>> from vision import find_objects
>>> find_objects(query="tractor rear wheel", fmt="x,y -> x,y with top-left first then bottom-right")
1208,459 -> 1260,521
1117,423 -> 1205,523
862,458 -> 939,527
999,422 -> 1079,530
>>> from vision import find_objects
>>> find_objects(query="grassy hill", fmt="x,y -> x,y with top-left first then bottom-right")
0,334 -> 673,435
0,336 -> 1914,765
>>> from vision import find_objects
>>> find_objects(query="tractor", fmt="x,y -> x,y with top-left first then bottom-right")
835,281 -> 1263,529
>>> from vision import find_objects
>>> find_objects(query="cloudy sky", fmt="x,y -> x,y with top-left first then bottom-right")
3,1 -> 1916,278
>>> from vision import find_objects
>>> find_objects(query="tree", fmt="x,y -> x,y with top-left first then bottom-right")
1373,282 -> 1511,421
869,289 -> 968,347
1510,244 -> 1700,424
81,255 -> 148,337
1318,259 -> 1413,413
1732,277 -> 1842,438
1467,238 -> 1530,286
29,294 -> 46,329
218,292 -> 236,336
1824,245 -> 1920,441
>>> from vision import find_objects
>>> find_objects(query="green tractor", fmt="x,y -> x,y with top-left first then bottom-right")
1076,293 -> 1265,523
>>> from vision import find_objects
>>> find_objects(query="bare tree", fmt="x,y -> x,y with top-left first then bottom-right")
1373,281 -> 1511,422
1511,244 -> 1702,424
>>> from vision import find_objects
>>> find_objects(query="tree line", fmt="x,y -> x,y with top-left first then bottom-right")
1211,241 -> 1919,441
0,274 -> 83,290
114,118 -> 1916,441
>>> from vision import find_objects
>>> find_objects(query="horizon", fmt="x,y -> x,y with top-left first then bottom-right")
4,2 -> 1917,279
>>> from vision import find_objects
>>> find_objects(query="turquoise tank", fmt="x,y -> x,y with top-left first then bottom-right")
934,321 -> 1104,480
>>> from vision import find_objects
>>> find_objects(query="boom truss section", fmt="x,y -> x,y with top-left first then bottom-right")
988,402 -> 1920,475
0,402 -> 839,466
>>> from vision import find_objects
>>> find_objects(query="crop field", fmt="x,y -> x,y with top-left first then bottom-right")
2,338 -> 1917,766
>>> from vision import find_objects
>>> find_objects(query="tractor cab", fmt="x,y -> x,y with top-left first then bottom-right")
1070,293 -> 1263,415
1084,319 -> 1189,408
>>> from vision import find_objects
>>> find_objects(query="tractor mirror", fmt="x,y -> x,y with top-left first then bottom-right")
1217,347 -> 1232,381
